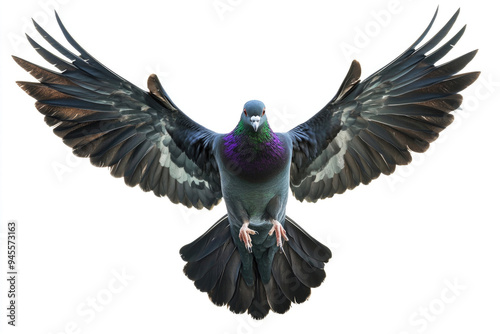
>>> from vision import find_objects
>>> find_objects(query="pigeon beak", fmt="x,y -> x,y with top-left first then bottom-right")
250,116 -> 260,132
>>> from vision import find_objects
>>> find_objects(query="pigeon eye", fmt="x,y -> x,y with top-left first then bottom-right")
244,108 -> 248,116
262,108 -> 266,116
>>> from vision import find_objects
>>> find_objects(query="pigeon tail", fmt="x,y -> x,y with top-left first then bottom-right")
180,215 -> 332,319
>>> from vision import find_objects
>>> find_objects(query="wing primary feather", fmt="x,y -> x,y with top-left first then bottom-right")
16,13 -> 222,210
361,7 -> 439,85
25,33 -> 77,73
54,11 -> 130,85
31,19 -> 109,81
12,56 -> 75,85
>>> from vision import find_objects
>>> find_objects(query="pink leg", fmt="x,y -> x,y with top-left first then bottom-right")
239,221 -> 257,253
269,219 -> 289,249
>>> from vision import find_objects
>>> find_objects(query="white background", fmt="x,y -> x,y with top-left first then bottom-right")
1,0 -> 499,333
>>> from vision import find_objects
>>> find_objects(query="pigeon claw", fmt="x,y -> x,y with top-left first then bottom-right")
239,222 -> 257,253
269,219 -> 289,250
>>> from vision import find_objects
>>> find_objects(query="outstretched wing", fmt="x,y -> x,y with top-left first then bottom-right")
288,9 -> 479,202
15,13 -> 222,210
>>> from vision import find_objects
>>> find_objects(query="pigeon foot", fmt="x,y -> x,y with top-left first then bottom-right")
239,221 -> 257,253
269,219 -> 289,250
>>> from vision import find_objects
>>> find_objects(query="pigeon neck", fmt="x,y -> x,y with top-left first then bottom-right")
222,120 -> 286,179
233,119 -> 273,142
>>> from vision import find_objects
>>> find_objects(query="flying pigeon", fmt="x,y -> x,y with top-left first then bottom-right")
14,9 -> 478,319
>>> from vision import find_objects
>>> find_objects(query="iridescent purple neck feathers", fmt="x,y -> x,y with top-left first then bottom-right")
222,120 -> 286,176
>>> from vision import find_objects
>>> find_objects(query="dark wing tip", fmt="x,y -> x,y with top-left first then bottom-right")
31,17 -> 39,27
24,33 -> 39,49
332,59 -> 362,102
147,73 -> 178,111
461,71 -> 481,88
12,56 -> 34,75
12,55 -> 23,64
351,59 -> 361,75
54,10 -> 63,27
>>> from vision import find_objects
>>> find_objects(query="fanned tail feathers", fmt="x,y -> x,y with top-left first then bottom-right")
180,215 -> 331,319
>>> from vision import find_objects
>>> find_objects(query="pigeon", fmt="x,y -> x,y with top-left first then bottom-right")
14,9 -> 478,319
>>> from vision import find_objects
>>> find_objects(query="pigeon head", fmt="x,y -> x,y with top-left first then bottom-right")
241,100 -> 267,132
